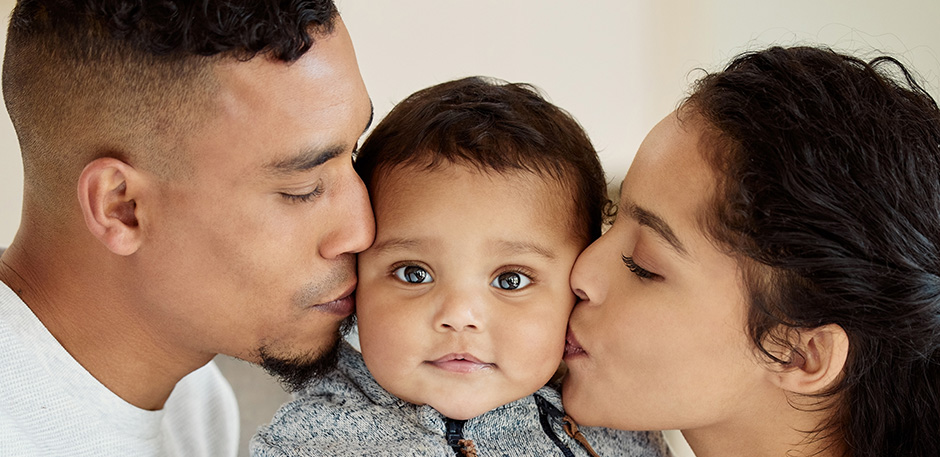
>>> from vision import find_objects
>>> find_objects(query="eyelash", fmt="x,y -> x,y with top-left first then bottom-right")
280,184 -> 324,203
495,267 -> 537,287
386,264 -> 537,288
622,255 -> 658,280
389,261 -> 430,279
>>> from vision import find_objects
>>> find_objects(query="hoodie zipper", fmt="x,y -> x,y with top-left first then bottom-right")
445,418 -> 467,456
534,394 -> 576,457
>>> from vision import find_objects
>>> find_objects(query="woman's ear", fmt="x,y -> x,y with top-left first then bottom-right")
769,324 -> 849,395
77,157 -> 146,256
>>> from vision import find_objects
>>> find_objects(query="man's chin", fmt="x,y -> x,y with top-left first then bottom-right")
257,315 -> 355,392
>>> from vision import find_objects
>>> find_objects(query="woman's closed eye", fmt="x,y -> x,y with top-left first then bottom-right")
622,255 -> 660,280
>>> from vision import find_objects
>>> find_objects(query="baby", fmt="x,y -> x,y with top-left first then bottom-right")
252,77 -> 670,456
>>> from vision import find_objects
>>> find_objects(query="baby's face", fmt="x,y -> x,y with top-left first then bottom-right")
357,164 -> 583,420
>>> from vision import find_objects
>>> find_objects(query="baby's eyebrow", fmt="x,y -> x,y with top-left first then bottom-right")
492,240 -> 556,260
368,237 -> 425,254
368,237 -> 555,260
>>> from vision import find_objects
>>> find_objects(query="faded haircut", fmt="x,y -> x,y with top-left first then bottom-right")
2,0 -> 338,213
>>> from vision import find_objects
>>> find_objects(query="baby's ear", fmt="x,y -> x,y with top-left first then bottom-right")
767,324 -> 849,395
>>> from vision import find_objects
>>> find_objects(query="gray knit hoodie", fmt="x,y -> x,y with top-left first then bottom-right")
250,342 -> 671,457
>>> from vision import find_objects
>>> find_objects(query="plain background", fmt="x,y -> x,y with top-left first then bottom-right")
1,1 -> 938,456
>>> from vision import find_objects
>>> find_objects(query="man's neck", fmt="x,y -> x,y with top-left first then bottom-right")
0,238 -> 212,411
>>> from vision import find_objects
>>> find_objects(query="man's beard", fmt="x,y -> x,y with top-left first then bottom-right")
258,315 -> 356,392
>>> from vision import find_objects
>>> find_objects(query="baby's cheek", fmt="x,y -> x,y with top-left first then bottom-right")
507,323 -> 566,384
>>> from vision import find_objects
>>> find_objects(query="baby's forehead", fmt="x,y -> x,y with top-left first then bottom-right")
371,162 -> 588,239
373,161 -> 573,198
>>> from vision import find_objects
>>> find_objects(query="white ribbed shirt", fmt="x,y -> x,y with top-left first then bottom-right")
0,281 -> 239,456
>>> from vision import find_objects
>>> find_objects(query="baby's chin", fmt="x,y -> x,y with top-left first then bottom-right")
430,398 -> 509,421
412,371 -> 563,420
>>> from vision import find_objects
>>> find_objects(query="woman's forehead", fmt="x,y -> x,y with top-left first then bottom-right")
620,113 -> 720,259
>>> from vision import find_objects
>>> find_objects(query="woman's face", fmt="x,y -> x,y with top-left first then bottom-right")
563,112 -> 776,432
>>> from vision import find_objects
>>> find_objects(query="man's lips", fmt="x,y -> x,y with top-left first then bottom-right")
564,328 -> 587,359
312,282 -> 357,317
427,353 -> 494,374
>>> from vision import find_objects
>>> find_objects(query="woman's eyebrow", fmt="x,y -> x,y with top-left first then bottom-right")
626,201 -> 689,257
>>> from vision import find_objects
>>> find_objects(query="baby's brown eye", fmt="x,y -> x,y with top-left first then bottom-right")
393,265 -> 432,284
491,272 -> 531,290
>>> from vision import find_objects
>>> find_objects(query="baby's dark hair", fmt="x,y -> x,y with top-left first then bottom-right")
684,46 -> 940,457
355,76 -> 608,245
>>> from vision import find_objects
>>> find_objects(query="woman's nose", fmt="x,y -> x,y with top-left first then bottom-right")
570,236 -> 608,306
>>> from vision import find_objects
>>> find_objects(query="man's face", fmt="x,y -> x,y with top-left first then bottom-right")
138,19 -> 374,379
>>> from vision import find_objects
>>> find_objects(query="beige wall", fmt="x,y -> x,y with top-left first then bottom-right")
339,0 -> 940,187
0,0 -> 18,246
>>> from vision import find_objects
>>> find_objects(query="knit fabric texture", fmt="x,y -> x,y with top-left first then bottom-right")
251,341 -> 670,457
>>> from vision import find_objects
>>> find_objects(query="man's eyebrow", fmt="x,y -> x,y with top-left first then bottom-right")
265,145 -> 346,175
265,102 -> 374,175
625,201 -> 689,257
493,240 -> 556,260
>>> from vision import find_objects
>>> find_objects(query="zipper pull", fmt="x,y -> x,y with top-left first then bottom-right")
445,418 -> 466,456
534,394 -> 576,457
563,415 -> 601,457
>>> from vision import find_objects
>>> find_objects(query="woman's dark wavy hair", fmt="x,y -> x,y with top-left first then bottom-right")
354,76 -> 608,245
8,0 -> 338,61
683,46 -> 940,457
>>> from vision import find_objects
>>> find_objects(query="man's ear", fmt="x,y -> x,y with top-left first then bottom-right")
77,157 -> 146,256
769,324 -> 849,395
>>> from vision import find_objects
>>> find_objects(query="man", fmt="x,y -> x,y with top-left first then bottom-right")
0,1 -> 374,455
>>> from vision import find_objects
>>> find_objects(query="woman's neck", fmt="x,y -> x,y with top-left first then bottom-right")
681,390 -> 846,457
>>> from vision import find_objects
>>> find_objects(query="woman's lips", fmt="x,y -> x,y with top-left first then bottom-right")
564,328 -> 587,359
427,353 -> 494,373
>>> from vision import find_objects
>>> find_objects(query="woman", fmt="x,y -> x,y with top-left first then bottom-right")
562,46 -> 940,457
